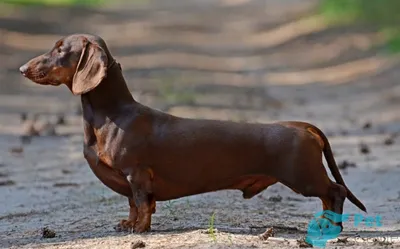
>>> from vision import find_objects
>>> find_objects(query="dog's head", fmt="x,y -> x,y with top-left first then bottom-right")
19,34 -> 112,95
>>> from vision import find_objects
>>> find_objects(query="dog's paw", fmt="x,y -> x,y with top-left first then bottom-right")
114,219 -> 136,232
134,222 -> 151,233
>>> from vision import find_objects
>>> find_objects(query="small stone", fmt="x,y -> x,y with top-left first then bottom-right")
268,195 -> 282,202
297,239 -> 312,248
9,147 -> 23,154
338,160 -> 357,170
0,180 -> 16,186
336,237 -> 349,243
362,122 -> 372,130
56,115 -> 66,125
384,136 -> 395,146
61,169 -> 72,174
20,113 -> 27,122
259,227 -> 274,240
359,143 -> 370,154
131,240 -> 146,249
41,227 -> 56,238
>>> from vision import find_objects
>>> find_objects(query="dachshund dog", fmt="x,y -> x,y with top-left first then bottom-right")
20,34 -> 366,233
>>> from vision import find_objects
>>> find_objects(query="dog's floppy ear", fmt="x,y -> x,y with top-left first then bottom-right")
72,39 -> 108,95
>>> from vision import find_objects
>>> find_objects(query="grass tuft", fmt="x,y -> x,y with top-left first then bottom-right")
208,211 -> 217,243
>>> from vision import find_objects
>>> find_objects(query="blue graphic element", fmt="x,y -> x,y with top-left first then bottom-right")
305,210 -> 342,248
305,211 -> 383,248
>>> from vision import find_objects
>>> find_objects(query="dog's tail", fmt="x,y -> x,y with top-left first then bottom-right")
313,126 -> 367,213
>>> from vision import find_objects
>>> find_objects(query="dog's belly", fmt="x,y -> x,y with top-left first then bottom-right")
151,174 -> 277,201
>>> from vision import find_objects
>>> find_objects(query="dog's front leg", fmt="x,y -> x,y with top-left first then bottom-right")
126,169 -> 155,233
115,197 -> 138,232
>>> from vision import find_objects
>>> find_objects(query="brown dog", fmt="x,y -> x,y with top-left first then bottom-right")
20,34 -> 366,233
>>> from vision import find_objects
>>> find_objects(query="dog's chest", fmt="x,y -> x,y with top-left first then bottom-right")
83,110 -> 151,171
83,120 -> 128,169
95,127 -> 128,167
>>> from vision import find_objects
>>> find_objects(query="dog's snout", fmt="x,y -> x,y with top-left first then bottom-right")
19,64 -> 28,76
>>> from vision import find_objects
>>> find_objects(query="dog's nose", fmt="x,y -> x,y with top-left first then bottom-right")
19,64 -> 28,76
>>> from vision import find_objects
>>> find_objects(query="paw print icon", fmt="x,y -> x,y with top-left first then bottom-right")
305,210 -> 343,248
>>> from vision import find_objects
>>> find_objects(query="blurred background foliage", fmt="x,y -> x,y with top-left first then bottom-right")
319,0 -> 400,53
1,0 -> 399,53
0,0 -> 104,6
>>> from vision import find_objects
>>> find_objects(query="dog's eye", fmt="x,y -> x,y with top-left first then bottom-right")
57,47 -> 63,54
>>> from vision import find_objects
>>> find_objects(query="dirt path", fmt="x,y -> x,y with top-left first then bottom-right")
1,0 -> 400,248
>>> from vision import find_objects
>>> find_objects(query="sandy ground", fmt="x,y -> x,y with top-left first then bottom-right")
1,0 -> 400,248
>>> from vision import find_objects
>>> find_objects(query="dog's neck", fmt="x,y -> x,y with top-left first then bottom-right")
81,60 -> 136,115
